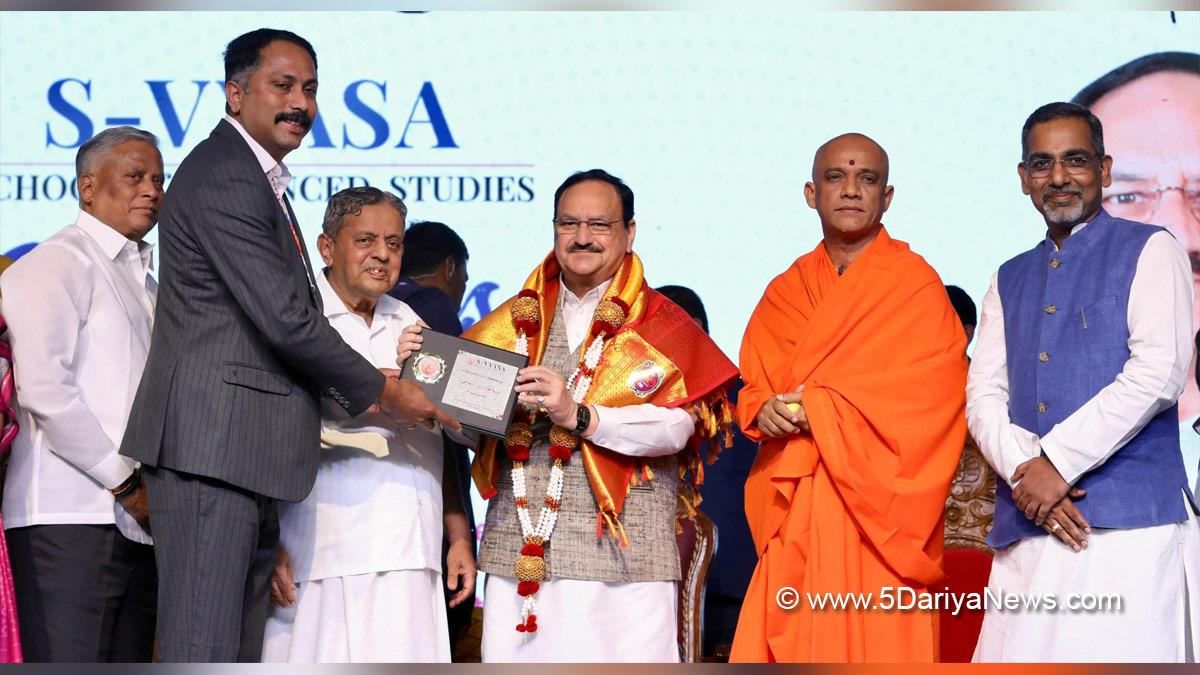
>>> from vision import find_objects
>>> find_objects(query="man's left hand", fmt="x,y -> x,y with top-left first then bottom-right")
445,538 -> 477,608
515,365 -> 576,428
1011,456 -> 1071,526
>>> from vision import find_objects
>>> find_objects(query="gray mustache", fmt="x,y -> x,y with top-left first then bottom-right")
1043,186 -> 1082,199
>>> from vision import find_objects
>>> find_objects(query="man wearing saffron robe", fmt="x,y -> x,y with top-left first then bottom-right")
442,169 -> 736,661
730,133 -> 968,662
967,102 -> 1199,662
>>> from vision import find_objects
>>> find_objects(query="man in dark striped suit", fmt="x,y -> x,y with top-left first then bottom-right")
119,28 -> 458,662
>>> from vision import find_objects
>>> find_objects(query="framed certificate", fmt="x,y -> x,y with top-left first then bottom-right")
399,330 -> 529,438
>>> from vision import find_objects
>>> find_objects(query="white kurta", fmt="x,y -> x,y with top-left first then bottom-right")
1,211 -> 155,545
262,271 -> 449,663
967,225 -> 1200,662
477,279 -> 694,663
483,576 -> 678,662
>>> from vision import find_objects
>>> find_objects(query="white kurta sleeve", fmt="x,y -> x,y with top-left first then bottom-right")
0,245 -> 136,489
587,404 -> 695,458
967,272 -> 1043,486
1040,230 -> 1194,484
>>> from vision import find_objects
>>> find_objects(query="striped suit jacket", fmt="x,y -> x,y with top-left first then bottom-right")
119,120 -> 384,502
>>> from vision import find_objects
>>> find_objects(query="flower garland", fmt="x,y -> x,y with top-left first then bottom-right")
505,288 -> 628,634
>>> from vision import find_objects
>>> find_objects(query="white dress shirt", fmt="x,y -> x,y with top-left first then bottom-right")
967,226 -> 1193,486
277,271 -> 444,582
559,278 -> 695,456
1,211 -> 155,531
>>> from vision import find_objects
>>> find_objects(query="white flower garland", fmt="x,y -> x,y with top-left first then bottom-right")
509,326 -> 607,632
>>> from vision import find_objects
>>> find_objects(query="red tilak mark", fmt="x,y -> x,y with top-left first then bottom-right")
849,159 -> 856,166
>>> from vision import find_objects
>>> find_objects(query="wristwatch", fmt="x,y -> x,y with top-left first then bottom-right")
573,404 -> 592,435
110,468 -> 141,499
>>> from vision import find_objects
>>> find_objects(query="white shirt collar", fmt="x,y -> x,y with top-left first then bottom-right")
317,268 -> 404,323
223,114 -> 292,192
75,210 -> 154,272
561,277 -> 613,306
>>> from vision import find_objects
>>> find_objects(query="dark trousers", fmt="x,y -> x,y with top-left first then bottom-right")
7,523 -> 156,662
143,465 -> 278,662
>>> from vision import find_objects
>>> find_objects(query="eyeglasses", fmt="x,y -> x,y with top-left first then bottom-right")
553,218 -> 622,235
1023,154 -> 1098,179
1103,185 -> 1200,224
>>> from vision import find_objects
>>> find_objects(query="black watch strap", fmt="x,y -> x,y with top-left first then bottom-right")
574,404 -> 592,435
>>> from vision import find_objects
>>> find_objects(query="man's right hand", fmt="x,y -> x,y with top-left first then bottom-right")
756,386 -> 810,438
117,482 -> 151,532
379,376 -> 462,432
396,320 -> 429,365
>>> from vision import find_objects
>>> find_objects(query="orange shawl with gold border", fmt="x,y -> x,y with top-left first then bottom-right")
467,251 -> 737,540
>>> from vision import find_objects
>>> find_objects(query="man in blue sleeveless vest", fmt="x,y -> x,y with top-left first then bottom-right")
967,102 -> 1200,662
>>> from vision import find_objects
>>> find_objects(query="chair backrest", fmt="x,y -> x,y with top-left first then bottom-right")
944,438 -> 996,552
939,547 -> 993,662
677,508 -> 717,663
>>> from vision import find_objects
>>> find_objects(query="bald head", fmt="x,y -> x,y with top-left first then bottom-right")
804,132 -> 895,246
811,133 -> 890,184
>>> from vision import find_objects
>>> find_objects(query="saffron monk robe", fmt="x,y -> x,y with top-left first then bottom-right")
730,134 -> 968,663
433,170 -> 736,662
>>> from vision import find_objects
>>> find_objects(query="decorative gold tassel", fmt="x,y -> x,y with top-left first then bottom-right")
672,390 -> 735,524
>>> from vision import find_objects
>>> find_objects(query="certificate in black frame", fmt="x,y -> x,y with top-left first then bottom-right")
399,329 -> 529,438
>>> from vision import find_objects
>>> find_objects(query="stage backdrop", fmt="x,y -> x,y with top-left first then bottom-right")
2,12 -> 1198,596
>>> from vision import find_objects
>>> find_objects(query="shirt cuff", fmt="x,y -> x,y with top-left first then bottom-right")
587,405 -> 621,450
1038,436 -> 1082,486
85,453 -> 138,491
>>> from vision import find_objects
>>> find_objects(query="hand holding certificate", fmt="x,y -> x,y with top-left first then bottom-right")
398,326 -> 529,438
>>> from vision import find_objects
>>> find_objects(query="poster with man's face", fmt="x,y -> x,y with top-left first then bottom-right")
1076,55 -> 1200,426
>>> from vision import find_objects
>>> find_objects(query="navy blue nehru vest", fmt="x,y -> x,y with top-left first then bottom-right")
990,209 -> 1194,549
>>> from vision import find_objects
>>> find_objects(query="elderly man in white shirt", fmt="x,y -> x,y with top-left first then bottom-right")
0,126 -> 160,662
261,186 -> 475,663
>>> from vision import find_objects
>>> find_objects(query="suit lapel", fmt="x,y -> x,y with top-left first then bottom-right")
216,120 -> 321,308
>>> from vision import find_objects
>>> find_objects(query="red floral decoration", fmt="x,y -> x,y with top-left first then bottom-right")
505,422 -> 533,461
512,289 -> 541,336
